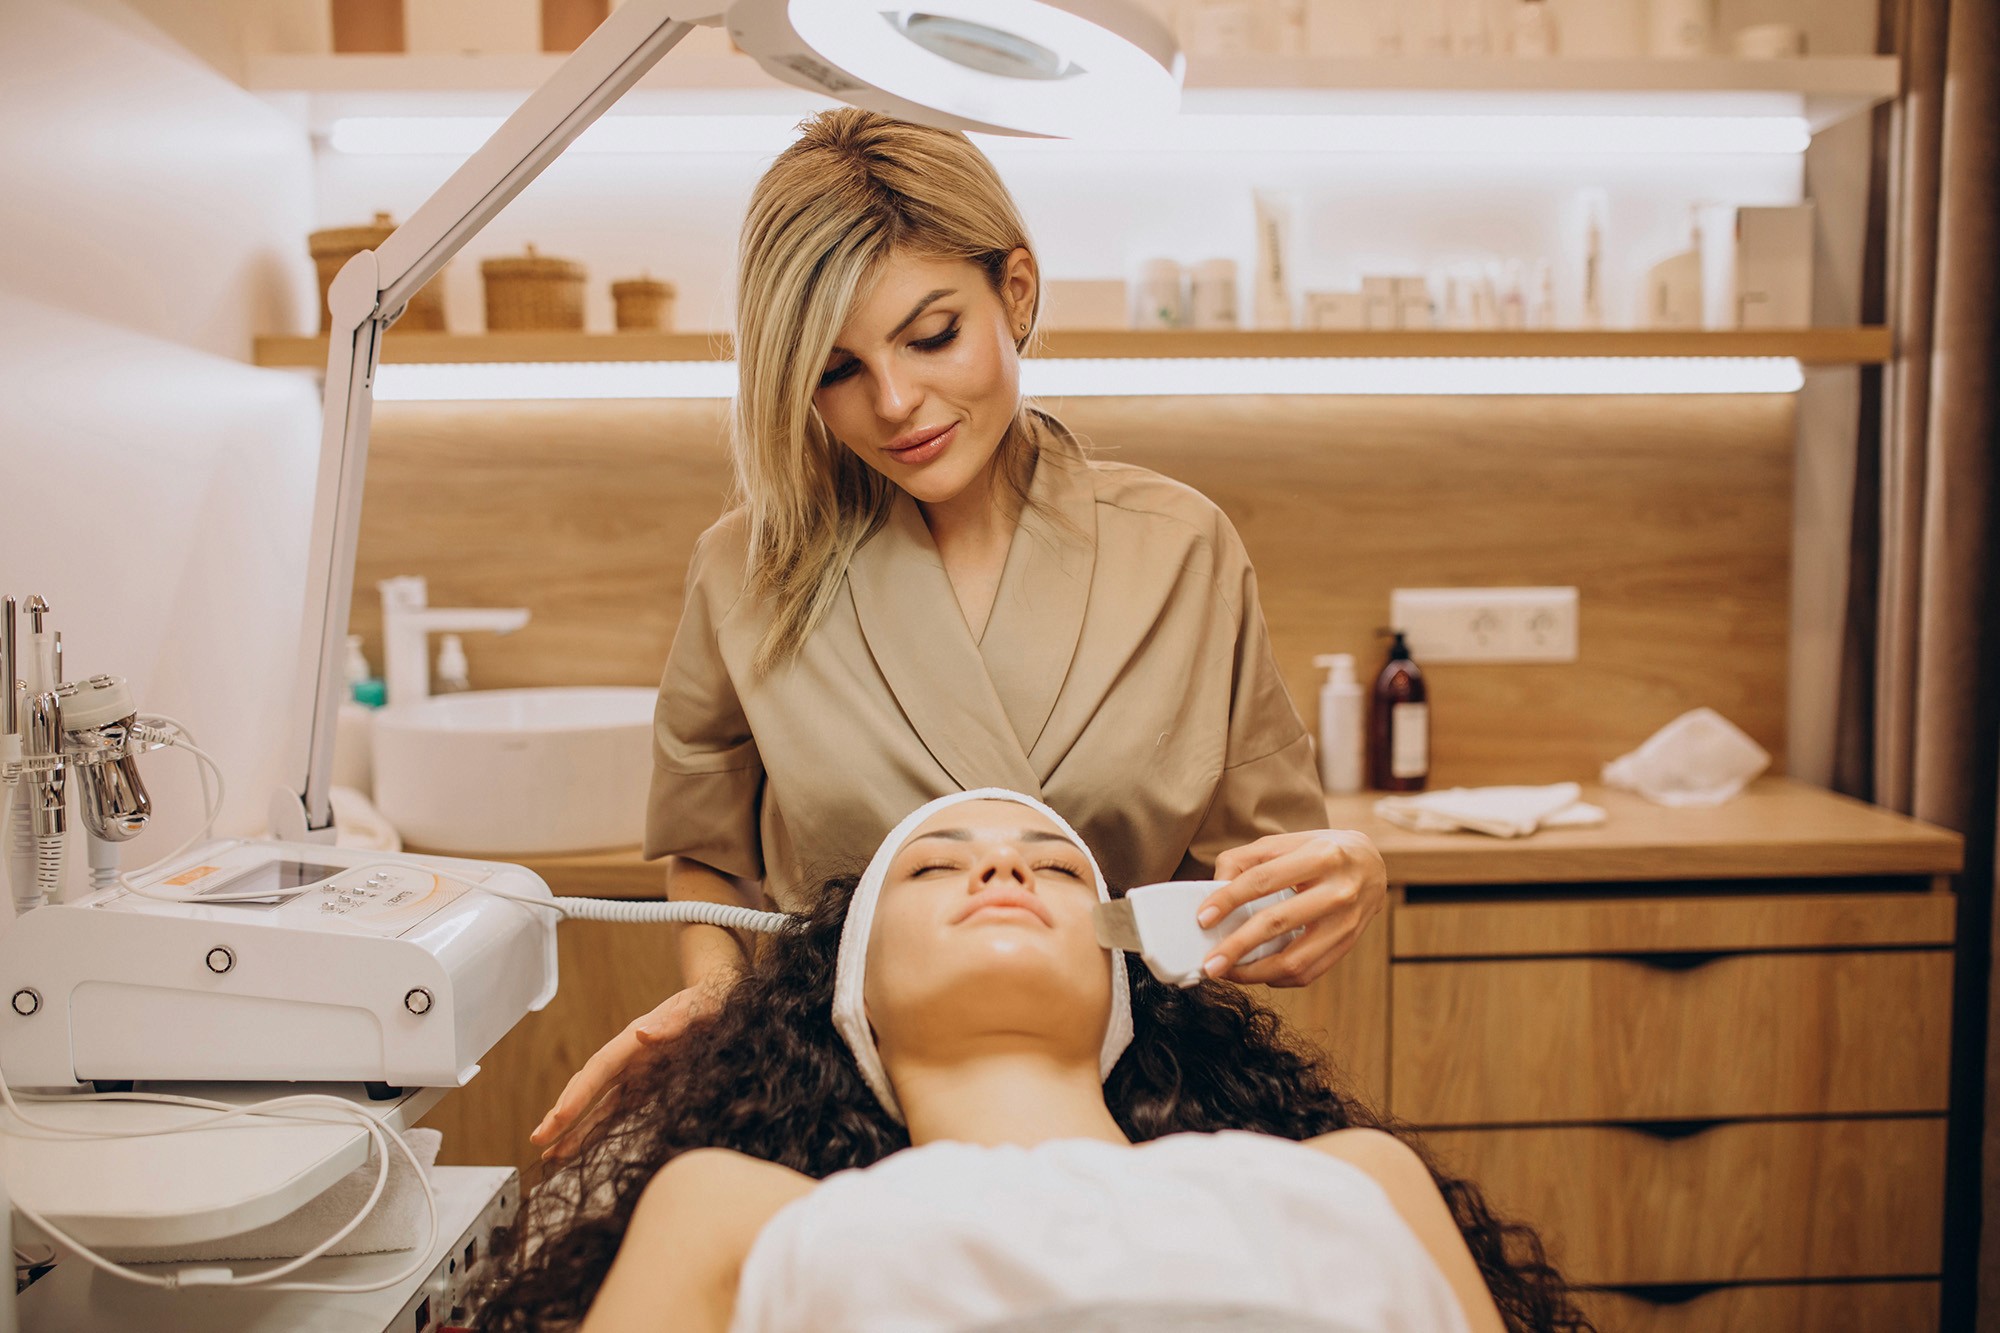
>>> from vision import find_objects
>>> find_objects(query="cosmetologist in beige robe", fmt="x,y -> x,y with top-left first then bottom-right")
644,416 -> 1324,908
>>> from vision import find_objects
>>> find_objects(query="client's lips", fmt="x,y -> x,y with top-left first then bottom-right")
951,888 -> 1054,927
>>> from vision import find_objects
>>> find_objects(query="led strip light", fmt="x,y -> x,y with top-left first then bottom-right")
373,356 -> 1807,400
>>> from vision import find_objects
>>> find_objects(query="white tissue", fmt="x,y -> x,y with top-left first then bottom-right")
1602,708 -> 1770,807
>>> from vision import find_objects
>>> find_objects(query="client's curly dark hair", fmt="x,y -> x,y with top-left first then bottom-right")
476,876 -> 1595,1333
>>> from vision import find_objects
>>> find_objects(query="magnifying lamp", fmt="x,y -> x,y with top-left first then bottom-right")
270,0 -> 1182,840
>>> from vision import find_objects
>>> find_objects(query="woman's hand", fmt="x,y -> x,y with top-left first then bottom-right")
530,977 -> 732,1162
1196,829 -> 1387,988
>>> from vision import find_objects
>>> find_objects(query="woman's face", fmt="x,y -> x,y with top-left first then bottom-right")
863,799 -> 1113,1070
813,248 -> 1036,509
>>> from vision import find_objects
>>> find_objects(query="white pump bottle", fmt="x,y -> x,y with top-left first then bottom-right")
1314,653 -> 1365,795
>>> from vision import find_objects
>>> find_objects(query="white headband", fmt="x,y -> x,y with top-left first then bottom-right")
831,788 -> 1135,1122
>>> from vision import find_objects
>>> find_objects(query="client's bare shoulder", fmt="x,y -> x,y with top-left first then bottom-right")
581,1148 -> 816,1333
1305,1130 -> 1506,1333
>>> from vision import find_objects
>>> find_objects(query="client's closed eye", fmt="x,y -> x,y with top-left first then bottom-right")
1033,861 -> 1086,880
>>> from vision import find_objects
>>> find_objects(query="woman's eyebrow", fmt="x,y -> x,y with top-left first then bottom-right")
889,288 -> 955,338
826,290 -> 957,360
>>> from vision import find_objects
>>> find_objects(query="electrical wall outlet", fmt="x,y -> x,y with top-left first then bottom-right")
1390,587 -> 1579,663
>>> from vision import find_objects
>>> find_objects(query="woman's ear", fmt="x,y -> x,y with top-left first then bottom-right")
1001,247 -> 1039,334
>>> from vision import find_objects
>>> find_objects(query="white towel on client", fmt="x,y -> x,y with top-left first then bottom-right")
730,1131 -> 1468,1333
105,1127 -> 440,1263
1373,782 -> 1606,838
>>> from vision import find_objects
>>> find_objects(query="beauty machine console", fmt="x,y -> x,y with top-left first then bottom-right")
0,840 -> 556,1092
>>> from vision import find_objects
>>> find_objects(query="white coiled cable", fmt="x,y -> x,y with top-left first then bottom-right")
333,859 -> 795,933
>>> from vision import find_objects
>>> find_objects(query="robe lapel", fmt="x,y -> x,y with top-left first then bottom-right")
980,420 -> 1097,769
847,490 -> 1042,796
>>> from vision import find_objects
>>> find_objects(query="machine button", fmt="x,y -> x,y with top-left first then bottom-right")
10,988 -> 39,1017
404,987 -> 434,1016
205,946 -> 235,974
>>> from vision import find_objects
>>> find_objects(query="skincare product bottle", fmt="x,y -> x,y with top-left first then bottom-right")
1252,193 -> 1295,330
1578,189 -> 1608,330
345,634 -> 371,690
1135,259 -> 1184,329
1190,258 -> 1241,330
1647,0 -> 1715,56
346,634 -> 386,706
1510,0 -> 1558,55
1314,653 -> 1365,795
434,633 -> 472,694
1369,631 -> 1429,792
1532,259 -> 1556,328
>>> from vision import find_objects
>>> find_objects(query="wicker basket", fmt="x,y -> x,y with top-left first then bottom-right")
611,276 -> 676,332
309,212 -> 447,333
481,245 -> 587,332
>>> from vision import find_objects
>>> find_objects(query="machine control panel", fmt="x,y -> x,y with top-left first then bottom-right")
109,849 -> 479,940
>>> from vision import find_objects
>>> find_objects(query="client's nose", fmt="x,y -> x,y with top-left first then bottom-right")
972,845 -> 1034,891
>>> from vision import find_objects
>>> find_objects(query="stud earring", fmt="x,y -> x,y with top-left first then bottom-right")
1018,322 -> 1028,333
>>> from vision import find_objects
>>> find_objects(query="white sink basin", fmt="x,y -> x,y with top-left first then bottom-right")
371,686 -> 656,856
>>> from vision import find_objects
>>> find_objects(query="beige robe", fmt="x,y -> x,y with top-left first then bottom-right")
644,418 -> 1324,908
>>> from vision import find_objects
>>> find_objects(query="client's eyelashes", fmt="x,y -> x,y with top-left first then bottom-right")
1033,862 -> 1087,880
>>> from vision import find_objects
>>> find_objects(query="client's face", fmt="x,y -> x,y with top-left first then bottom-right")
863,800 -> 1113,1072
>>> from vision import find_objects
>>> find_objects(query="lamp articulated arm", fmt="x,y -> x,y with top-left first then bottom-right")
273,3 -> 716,840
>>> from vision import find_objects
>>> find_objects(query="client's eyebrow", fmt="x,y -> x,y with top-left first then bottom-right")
909,828 -> 1081,848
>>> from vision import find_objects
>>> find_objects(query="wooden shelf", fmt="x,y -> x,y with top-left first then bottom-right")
254,327 -> 1892,369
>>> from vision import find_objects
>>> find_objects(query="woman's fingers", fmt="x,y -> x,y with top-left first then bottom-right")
1197,841 -> 1333,927
1226,915 -> 1355,987
1203,876 -> 1367,982
530,1021 -> 648,1148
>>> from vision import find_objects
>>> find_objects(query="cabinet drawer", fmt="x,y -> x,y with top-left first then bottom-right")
1425,1119 -> 1946,1286
1393,888 -> 1955,960
1391,950 -> 1952,1124
1575,1281 -> 1939,1333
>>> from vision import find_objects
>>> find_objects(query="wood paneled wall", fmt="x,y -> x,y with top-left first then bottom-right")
351,394 -> 1794,787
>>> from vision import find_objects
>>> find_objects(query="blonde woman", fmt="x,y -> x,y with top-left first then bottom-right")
533,108 -> 1389,1155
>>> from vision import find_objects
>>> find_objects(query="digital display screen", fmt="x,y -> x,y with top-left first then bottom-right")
197,859 -> 344,910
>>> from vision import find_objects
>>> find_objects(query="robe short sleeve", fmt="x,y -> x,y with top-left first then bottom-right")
1181,518 -> 1326,876
642,522 -> 765,881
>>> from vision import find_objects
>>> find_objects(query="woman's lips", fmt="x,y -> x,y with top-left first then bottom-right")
951,889 -> 1053,927
883,421 -> 956,467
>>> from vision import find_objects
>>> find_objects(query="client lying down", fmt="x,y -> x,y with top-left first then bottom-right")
477,790 -> 1594,1333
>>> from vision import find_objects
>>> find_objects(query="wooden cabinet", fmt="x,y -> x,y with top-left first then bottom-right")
1311,779 -> 1965,1332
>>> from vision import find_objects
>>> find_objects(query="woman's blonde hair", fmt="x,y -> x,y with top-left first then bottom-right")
732,108 -> 1042,673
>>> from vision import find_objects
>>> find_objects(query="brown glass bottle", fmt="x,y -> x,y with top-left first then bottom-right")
1368,630 -> 1429,792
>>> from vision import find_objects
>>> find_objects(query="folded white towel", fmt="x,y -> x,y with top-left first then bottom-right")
105,1128 -> 440,1263
1374,783 -> 1607,839
331,784 -> 403,852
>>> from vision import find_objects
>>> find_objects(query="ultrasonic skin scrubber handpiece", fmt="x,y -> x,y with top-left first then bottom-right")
1094,882 -> 1304,987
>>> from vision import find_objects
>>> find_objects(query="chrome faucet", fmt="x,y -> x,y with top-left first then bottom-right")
377,576 -> 529,706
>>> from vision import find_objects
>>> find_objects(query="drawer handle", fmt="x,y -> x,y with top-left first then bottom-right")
1627,950 -> 1727,972
1621,1118 -> 1725,1141
1615,1282 -> 1728,1307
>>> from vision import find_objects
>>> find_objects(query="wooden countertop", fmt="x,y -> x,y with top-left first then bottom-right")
1325,776 -> 1963,886
510,777 -> 1963,895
